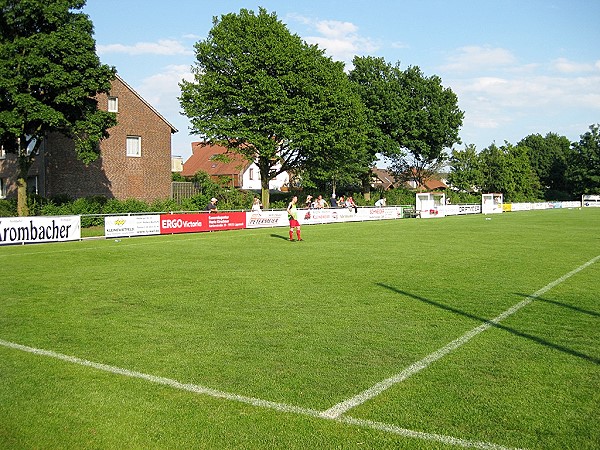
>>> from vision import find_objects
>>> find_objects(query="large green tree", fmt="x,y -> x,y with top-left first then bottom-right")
518,132 -> 571,199
388,66 -> 463,189
179,8 -> 367,207
348,56 -> 405,196
448,144 -> 484,193
566,124 -> 600,196
0,0 -> 116,216
479,142 -> 540,202
349,58 -> 463,192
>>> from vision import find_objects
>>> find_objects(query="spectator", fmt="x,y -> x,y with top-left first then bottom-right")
375,197 -> 387,207
346,196 -> 357,213
251,196 -> 262,211
316,195 -> 328,209
206,197 -> 218,213
330,193 -> 337,207
304,195 -> 313,209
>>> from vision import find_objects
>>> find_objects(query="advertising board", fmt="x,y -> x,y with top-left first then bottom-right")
105,215 -> 161,238
160,212 -> 246,234
0,215 -> 80,245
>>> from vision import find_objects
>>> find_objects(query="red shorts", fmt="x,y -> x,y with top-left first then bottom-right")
289,219 -> 300,227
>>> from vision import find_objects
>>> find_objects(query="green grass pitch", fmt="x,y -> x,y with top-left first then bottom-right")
1,208 -> 599,449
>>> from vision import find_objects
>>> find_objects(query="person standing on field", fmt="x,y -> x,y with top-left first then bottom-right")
286,196 -> 302,242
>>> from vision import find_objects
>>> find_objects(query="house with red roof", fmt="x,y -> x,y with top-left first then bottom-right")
182,142 -> 289,191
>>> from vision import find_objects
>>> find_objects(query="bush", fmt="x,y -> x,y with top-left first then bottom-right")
0,199 -> 17,217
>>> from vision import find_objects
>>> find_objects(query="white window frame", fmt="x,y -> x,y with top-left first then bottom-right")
108,96 -> 118,112
126,136 -> 141,157
249,168 -> 254,180
0,178 -> 7,199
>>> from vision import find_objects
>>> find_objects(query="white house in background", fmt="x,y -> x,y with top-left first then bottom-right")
171,155 -> 184,173
181,142 -> 289,191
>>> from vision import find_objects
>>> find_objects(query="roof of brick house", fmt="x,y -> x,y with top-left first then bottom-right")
371,168 -> 399,190
422,178 -> 448,191
114,74 -> 178,133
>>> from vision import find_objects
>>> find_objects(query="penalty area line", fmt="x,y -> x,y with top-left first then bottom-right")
320,254 -> 600,419
0,339 -> 519,450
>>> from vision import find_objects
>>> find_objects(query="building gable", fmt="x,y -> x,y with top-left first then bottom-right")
17,74 -> 178,202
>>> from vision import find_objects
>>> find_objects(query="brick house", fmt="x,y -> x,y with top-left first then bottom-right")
182,142 -> 289,191
0,74 -> 177,203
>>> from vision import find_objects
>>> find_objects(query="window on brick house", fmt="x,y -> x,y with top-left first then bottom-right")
108,96 -> 118,112
27,176 -> 38,195
0,146 -> 5,159
0,178 -> 7,198
126,136 -> 141,157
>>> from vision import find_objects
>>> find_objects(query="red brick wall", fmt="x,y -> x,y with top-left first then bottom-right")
1,77 -> 174,203
6,76 -> 175,203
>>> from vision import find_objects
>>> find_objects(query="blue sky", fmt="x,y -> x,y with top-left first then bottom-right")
83,0 -> 600,163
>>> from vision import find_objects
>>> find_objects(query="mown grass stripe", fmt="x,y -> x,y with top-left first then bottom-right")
320,255 -> 600,419
0,338 -> 519,449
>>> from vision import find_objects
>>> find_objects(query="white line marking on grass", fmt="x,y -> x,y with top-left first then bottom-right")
0,339 -> 520,449
0,230 -> 274,259
321,255 -> 600,419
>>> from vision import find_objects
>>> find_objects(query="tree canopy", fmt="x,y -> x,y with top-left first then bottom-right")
0,0 -> 116,215
478,142 -> 541,202
518,132 -> 571,198
349,57 -> 463,192
566,124 -> 600,196
447,144 -> 483,193
179,8 -> 368,207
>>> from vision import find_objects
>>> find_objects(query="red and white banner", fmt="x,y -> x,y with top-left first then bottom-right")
0,215 -> 81,245
159,212 -> 246,234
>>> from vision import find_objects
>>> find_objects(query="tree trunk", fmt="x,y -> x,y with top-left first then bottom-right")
17,148 -> 32,217
260,172 -> 270,209
258,156 -> 273,209
17,176 -> 29,217
361,172 -> 371,201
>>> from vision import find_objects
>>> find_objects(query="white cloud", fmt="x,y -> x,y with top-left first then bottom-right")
551,57 -> 600,73
98,39 -> 192,56
440,46 -> 517,73
289,15 -> 378,66
136,65 -> 193,108
448,71 -> 600,145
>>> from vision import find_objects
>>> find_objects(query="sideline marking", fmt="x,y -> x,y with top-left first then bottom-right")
320,255 -> 600,419
0,339 -> 518,449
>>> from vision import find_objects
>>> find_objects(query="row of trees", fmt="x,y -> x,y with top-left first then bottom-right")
179,8 -> 464,208
449,125 -> 600,201
180,8 -> 600,205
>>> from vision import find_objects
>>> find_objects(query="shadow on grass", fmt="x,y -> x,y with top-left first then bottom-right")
377,283 -> 600,365
515,293 -> 600,317
270,233 -> 290,241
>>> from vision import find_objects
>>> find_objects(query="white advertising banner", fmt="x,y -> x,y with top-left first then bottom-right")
245,210 -> 288,228
582,195 -> 600,207
0,215 -> 81,245
442,204 -> 482,216
105,215 -> 161,238
246,207 -> 403,228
